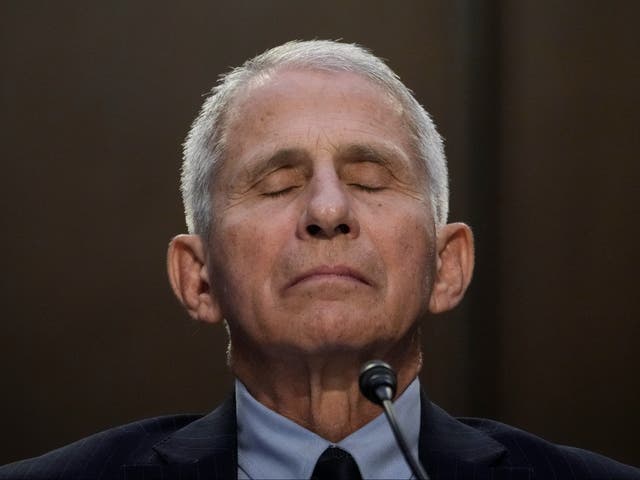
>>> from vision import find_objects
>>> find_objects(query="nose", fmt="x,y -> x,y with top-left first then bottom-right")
297,170 -> 360,240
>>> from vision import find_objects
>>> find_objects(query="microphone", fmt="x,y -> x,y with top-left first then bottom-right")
359,360 -> 430,480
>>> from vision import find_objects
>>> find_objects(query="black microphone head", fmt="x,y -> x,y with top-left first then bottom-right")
359,360 -> 397,406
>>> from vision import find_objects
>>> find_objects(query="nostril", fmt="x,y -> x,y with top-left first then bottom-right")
307,224 -> 322,236
305,223 -> 350,237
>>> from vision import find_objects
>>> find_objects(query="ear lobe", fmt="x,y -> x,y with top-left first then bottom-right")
167,234 -> 223,324
428,223 -> 475,314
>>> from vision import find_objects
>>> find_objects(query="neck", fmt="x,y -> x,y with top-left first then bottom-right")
231,332 -> 422,442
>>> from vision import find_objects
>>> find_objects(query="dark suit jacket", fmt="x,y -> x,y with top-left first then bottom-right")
1,390 -> 638,479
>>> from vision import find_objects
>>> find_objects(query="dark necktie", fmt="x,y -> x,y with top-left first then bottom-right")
311,446 -> 363,480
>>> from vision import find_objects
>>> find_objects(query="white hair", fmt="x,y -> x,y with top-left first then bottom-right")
181,40 -> 448,238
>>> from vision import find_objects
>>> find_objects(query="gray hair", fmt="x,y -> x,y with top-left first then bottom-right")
181,40 -> 448,239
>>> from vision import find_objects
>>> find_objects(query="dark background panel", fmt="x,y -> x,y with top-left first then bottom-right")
497,1 -> 640,463
1,0 -> 638,467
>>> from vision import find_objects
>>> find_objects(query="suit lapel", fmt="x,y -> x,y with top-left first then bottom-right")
123,393 -> 238,480
123,387 -> 532,480
419,389 -> 532,479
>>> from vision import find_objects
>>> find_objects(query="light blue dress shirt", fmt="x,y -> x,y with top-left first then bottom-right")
236,377 -> 421,479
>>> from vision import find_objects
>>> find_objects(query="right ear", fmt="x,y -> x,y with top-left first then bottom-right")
167,234 -> 223,324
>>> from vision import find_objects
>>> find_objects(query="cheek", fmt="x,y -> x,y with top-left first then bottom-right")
216,223 -> 266,284
378,213 -> 435,310
210,213 -> 288,303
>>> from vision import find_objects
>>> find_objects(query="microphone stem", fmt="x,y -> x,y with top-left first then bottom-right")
381,399 -> 430,480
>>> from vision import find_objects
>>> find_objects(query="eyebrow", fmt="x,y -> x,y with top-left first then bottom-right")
236,141 -> 410,189
239,148 -> 309,186
336,143 -> 404,168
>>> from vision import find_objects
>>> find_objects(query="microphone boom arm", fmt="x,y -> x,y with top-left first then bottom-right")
359,360 -> 430,480
381,398 -> 429,480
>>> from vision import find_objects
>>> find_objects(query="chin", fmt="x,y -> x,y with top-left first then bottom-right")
296,324 -> 398,356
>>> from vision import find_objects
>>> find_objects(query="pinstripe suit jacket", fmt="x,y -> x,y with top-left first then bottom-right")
1,390 -> 638,479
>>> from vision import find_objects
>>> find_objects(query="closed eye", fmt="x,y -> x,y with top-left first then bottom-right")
256,166 -> 306,198
350,183 -> 385,193
262,185 -> 301,197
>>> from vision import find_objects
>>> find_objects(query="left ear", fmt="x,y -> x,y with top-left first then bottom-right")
428,222 -> 475,314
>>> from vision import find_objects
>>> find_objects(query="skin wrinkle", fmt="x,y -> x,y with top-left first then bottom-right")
210,70 -> 435,440
223,141 -> 425,211
168,67 -> 473,442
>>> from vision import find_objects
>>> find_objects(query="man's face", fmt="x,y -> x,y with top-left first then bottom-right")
207,69 -> 437,360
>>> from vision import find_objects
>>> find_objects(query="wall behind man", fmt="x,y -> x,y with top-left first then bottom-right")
496,2 -> 640,462
1,0 -> 638,467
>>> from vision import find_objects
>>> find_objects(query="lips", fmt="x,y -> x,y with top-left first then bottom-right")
288,265 -> 371,288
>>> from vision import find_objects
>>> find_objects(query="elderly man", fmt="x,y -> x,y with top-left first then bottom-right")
1,40 -> 638,480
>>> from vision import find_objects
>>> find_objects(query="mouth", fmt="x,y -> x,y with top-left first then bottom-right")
288,265 -> 371,288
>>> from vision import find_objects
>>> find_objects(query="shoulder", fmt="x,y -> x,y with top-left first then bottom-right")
459,416 -> 640,479
0,414 -> 201,480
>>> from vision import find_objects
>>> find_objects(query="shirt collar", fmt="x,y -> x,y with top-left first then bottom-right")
236,377 -> 421,479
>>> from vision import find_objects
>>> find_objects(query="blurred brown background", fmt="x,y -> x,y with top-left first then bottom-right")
1,0 -> 638,467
